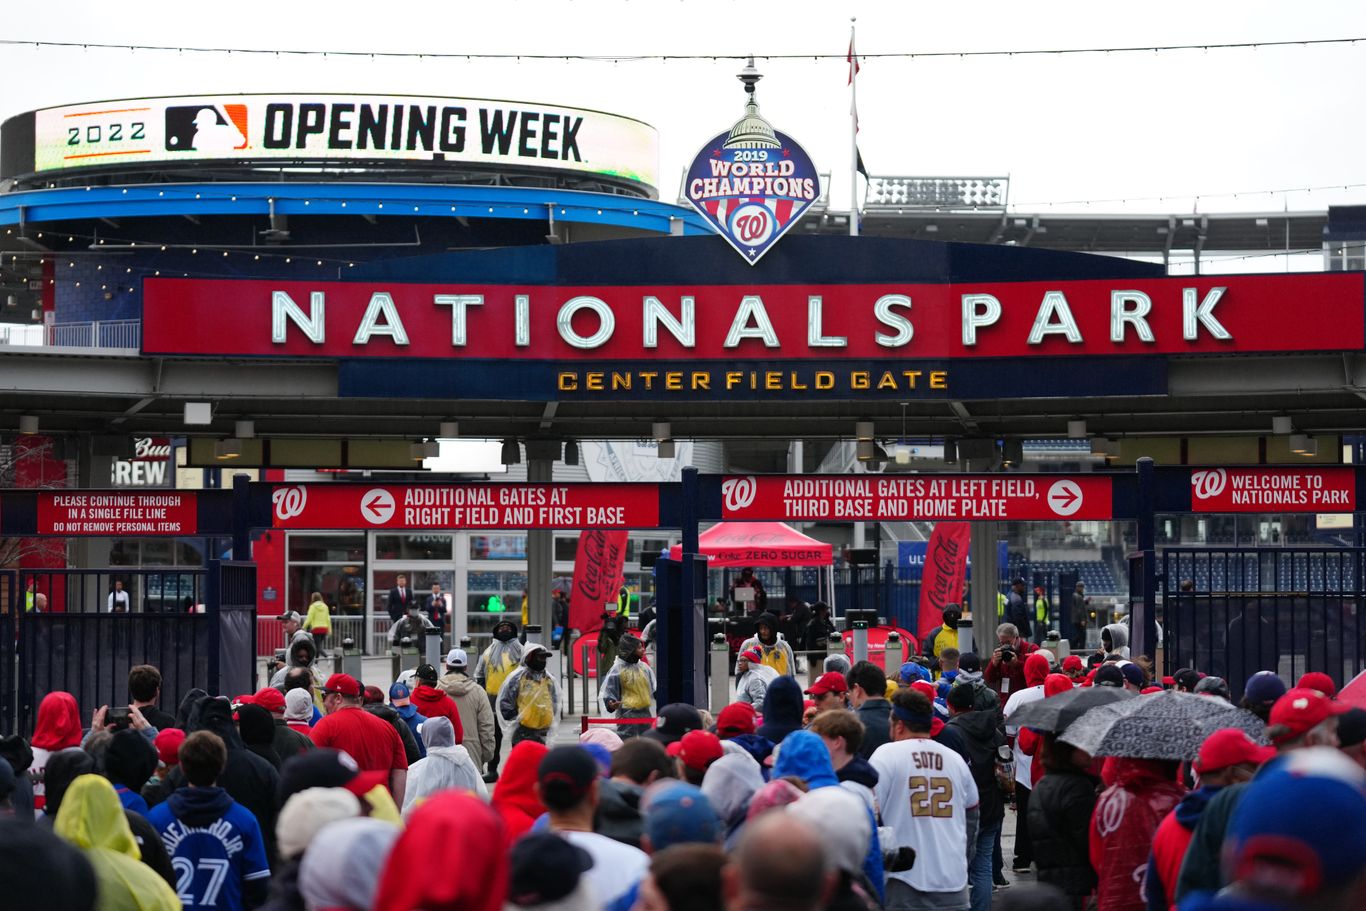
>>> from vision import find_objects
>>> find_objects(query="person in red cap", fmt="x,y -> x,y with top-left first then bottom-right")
804,671 -> 850,716
142,727 -> 186,809
252,687 -> 312,761
735,646 -> 778,707
1175,687 -> 1350,903
1061,654 -> 1087,682
310,673 -> 409,804
715,703 -> 757,739
668,730 -> 724,786
1147,728 -> 1273,911
1296,671 -> 1338,698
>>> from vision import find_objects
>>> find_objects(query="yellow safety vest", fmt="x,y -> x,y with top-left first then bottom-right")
1035,596 -> 1048,623
618,589 -> 632,618
761,645 -> 789,677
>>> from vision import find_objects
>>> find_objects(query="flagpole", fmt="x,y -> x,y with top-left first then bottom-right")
850,17 -> 859,237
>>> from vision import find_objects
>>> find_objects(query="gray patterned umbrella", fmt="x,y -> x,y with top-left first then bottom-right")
1059,690 -> 1270,760
1007,685 -> 1137,734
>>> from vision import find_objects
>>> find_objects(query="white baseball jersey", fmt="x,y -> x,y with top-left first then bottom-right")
1003,684 -> 1046,787
871,737 -> 979,893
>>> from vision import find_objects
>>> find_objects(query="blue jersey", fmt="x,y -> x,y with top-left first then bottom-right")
148,795 -> 270,911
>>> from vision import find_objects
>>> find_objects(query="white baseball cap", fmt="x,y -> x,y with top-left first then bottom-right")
445,648 -> 468,668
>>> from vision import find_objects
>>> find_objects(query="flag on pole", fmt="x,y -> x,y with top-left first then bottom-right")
849,26 -> 868,218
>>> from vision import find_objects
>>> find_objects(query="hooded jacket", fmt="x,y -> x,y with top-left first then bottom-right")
271,715 -> 314,762
53,774 -> 180,911
496,656 -> 560,733
726,732 -> 775,766
1101,622 -> 1131,659
411,684 -> 465,742
29,691 -> 84,811
945,708 -> 1007,827
738,613 -> 797,677
148,783 -> 273,911
1090,758 -> 1185,911
736,661 -> 779,707
1028,764 -> 1101,900
475,624 -> 524,696
756,676 -> 805,744
595,778 -> 646,848
105,729 -> 159,815
490,740 -> 548,847
702,752 -> 767,850
837,755 -> 879,791
374,791 -> 508,911
237,704 -> 283,770
165,697 -> 281,866
1146,785 -> 1222,911
854,696 -> 894,759
438,670 -> 497,770
402,717 -> 486,814
600,654 -> 658,715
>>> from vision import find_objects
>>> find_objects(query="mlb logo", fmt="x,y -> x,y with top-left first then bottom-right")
164,104 -> 249,152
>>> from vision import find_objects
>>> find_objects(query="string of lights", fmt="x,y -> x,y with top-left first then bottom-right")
2,35 -> 1363,62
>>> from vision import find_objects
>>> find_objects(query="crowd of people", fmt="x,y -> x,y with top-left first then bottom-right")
1,610 -> 1364,911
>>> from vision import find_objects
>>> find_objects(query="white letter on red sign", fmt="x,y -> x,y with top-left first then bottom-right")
807,296 -> 847,348
961,294 -> 1001,346
353,292 -> 410,345
515,294 -> 530,347
1110,291 -> 1155,343
1028,291 -> 1083,344
434,294 -> 484,346
874,294 -> 914,347
557,296 -> 615,349
1183,287 -> 1231,341
642,296 -> 695,348
272,291 -> 325,344
724,295 -> 780,348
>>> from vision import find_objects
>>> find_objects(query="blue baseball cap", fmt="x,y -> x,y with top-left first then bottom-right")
898,662 -> 931,685
644,783 -> 720,852
1243,671 -> 1287,708
1225,747 -> 1366,897
388,682 -> 411,706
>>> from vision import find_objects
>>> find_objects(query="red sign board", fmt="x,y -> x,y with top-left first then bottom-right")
142,273 -> 1364,361
720,475 -> 1113,522
39,491 -> 198,535
269,483 -> 660,529
1188,468 -> 1356,513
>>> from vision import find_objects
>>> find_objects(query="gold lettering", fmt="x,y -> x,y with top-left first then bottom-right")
586,372 -> 604,391
611,372 -> 632,391
640,371 -> 657,390
902,370 -> 922,388
930,370 -> 948,390
789,372 -> 807,390
691,372 -> 711,390
765,371 -> 782,390
726,371 -> 743,390
665,372 -> 683,390
851,371 -> 870,390
877,371 -> 898,390
558,372 -> 578,391
815,371 -> 835,390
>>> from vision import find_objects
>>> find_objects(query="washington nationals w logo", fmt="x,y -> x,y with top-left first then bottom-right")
722,476 -> 758,513
1190,469 -> 1228,500
272,486 -> 308,522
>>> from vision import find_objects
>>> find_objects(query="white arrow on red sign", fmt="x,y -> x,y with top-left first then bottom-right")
361,488 -> 396,525
1046,480 -> 1084,517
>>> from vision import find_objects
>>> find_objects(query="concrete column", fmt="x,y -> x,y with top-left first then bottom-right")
525,456 -> 554,639
969,521 -> 1000,634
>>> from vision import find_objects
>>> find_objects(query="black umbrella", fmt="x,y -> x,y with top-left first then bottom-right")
1007,685 -> 1137,733
1060,690 -> 1269,761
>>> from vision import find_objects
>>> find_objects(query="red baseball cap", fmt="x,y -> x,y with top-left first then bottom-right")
716,703 -> 756,737
1193,728 -> 1275,774
253,688 -> 286,715
805,672 -> 849,696
1269,687 -> 1349,744
1296,672 -> 1338,698
740,647 -> 763,665
667,730 -> 724,772
1062,655 -> 1085,672
322,673 -> 362,698
910,680 -> 937,701
154,728 -> 185,766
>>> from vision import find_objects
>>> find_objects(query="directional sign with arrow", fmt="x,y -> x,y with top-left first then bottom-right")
1046,479 -> 1084,517
360,488 -> 396,525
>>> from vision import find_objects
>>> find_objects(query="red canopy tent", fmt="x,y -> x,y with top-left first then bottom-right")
667,521 -> 834,566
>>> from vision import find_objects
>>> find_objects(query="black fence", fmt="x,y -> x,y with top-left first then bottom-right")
1162,547 -> 1366,698
0,562 -> 257,735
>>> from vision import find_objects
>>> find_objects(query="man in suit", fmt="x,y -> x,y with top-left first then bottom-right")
388,574 -> 415,624
426,582 -> 449,630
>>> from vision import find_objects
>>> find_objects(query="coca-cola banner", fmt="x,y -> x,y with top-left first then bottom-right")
270,483 -> 661,529
1188,467 -> 1355,513
569,530 -> 629,635
720,474 -> 1113,522
917,522 -> 971,644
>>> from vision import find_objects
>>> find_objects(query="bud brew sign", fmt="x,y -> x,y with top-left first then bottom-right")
1189,467 -> 1356,512
269,483 -> 660,529
720,475 -> 1114,521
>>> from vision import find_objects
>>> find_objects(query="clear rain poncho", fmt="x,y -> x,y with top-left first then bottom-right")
474,625 -> 525,697
401,717 -> 487,816
495,649 -> 561,739
599,635 -> 657,716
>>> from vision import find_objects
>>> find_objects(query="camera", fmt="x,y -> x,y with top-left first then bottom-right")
999,647 -> 1016,663
107,707 -> 131,729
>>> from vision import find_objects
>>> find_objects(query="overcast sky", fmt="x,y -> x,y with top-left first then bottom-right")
6,0 -> 1365,271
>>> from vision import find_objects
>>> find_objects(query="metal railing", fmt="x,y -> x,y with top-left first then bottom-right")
0,319 -> 141,350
